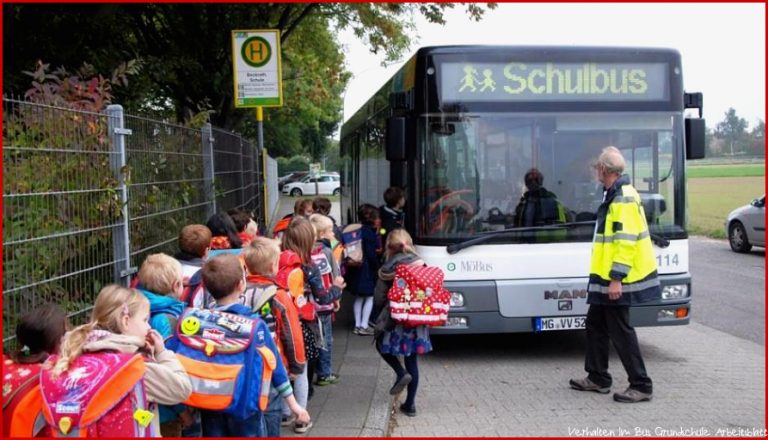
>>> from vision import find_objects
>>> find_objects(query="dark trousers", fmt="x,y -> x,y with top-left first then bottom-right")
585,304 -> 653,394
379,351 -> 419,409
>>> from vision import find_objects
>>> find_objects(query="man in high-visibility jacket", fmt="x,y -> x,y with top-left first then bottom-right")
569,146 -> 660,403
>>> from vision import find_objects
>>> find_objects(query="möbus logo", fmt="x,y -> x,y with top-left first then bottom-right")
544,289 -> 587,300
460,261 -> 493,272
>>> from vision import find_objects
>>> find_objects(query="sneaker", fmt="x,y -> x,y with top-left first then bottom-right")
316,374 -> 340,386
294,421 -> 313,434
281,415 -> 296,427
358,326 -> 375,336
399,403 -> 417,417
613,387 -> 652,403
352,327 -> 362,335
389,373 -> 412,395
569,377 -> 610,394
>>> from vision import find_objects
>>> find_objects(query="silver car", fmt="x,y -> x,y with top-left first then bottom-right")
725,195 -> 765,252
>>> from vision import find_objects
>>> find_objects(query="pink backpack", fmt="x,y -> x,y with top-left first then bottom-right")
40,352 -> 157,437
387,264 -> 451,327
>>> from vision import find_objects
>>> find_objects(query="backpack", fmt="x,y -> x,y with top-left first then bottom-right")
272,216 -> 292,241
168,307 -> 277,420
331,241 -> 346,276
341,224 -> 363,267
39,352 -> 157,437
277,251 -> 315,322
2,356 -> 47,437
309,244 -> 336,314
180,269 -> 211,309
387,264 -> 451,327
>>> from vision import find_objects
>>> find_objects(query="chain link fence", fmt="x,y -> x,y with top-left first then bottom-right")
3,98 -> 275,346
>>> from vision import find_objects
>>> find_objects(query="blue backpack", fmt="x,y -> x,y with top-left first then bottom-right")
167,306 -> 277,420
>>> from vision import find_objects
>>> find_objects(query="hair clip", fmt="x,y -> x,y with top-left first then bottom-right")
20,345 -> 30,355
121,304 -> 130,317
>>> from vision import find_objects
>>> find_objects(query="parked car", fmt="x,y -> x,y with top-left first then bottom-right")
282,173 -> 341,196
725,195 -> 765,252
278,171 -> 308,191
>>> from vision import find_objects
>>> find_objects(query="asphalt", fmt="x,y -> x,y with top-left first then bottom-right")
270,196 -> 396,437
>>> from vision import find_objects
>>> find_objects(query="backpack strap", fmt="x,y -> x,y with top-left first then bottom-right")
254,346 -> 277,411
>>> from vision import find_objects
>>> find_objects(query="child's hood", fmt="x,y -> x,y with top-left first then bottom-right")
82,329 -> 145,355
379,252 -> 424,281
140,289 -> 185,316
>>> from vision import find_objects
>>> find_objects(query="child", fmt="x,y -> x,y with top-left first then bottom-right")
372,229 -> 431,417
280,216 -> 339,432
346,204 -> 381,335
43,285 -> 192,435
206,212 -> 243,250
175,224 -> 211,275
273,199 -> 314,241
312,197 -> 342,243
3,304 -> 68,437
137,253 -> 193,436
308,214 -> 346,386
242,237 -> 307,436
379,186 -> 406,241
200,254 -> 310,437
229,208 -> 258,246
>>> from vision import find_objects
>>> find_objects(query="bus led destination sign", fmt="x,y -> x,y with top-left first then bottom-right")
441,62 -> 669,102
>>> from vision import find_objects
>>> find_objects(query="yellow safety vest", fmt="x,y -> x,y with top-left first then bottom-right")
587,175 -> 660,305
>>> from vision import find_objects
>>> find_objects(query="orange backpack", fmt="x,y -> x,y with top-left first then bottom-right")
2,356 -> 47,437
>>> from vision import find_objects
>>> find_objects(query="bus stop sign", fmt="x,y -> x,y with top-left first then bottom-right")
232,29 -> 283,108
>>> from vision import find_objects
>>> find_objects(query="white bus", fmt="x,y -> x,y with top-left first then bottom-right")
340,46 -> 705,334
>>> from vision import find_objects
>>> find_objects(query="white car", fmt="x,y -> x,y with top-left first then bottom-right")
282,173 -> 341,196
725,195 -> 765,252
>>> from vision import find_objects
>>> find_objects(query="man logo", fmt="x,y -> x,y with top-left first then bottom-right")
558,300 -> 573,311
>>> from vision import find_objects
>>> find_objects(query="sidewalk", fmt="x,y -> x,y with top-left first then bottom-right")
281,302 -> 395,437
270,195 -> 395,437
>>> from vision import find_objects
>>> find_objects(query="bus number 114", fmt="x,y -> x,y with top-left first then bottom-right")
656,253 -> 679,267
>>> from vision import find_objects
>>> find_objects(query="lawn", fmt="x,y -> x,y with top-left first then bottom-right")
687,163 -> 765,178
688,176 -> 765,238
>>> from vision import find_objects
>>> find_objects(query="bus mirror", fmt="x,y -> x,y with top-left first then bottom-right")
685,118 -> 706,160
386,117 -> 407,161
431,122 -> 456,136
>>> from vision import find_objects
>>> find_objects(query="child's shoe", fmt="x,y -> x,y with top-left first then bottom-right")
316,373 -> 341,386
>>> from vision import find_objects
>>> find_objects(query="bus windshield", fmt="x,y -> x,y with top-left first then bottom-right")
419,111 -> 682,243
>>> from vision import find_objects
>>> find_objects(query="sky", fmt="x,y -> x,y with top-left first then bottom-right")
339,3 -> 765,130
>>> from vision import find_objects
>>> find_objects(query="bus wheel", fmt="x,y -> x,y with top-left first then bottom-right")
291,188 -> 303,197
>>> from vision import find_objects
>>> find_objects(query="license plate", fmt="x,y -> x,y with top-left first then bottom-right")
535,316 -> 586,331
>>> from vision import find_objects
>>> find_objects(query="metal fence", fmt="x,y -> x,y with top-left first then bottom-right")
2,98 -> 274,346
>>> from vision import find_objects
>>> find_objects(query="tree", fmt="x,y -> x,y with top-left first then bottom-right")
715,108 -> 748,156
747,119 -> 765,157
4,3 -> 496,156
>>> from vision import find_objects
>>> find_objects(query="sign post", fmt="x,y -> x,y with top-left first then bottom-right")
232,29 -> 283,191
309,163 -> 321,195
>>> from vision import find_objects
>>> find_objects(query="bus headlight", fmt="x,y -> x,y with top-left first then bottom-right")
661,284 -> 689,299
449,291 -> 464,307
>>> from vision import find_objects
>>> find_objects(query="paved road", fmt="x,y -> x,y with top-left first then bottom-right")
389,236 -> 766,437
689,236 -> 765,344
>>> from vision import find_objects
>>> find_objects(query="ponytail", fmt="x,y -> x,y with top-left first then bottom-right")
48,322 -> 98,378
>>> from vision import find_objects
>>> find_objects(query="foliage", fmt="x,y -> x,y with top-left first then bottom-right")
277,155 -> 311,175
2,64 -> 128,342
3,3 -> 496,158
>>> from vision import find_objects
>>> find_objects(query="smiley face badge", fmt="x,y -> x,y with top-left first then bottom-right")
180,316 -> 201,335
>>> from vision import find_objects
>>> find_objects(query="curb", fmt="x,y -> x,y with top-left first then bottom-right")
361,358 -> 394,437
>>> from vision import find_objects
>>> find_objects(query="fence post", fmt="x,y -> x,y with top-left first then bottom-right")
106,105 -> 134,286
202,123 -> 216,218
239,137 -> 246,209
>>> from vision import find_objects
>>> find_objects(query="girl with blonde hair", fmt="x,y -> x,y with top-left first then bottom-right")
372,228 -> 431,418
43,284 -> 192,435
